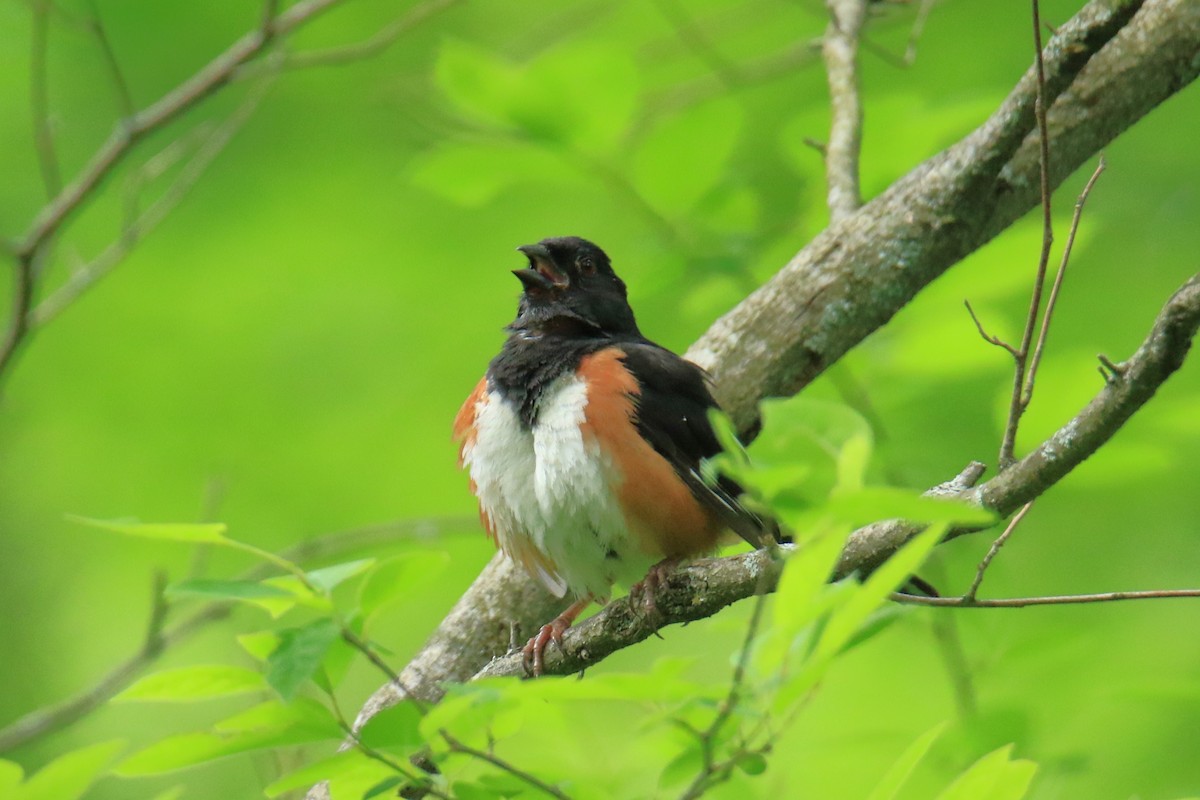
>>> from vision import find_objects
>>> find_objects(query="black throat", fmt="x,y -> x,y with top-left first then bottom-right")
487,331 -> 616,428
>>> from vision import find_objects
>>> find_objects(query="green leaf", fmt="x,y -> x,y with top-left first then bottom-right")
814,522 -> 947,661
14,740 -> 124,800
866,723 -> 947,800
266,618 -> 341,701
165,579 -> 295,602
114,665 -> 265,703
835,433 -> 872,493
633,98 -> 742,214
358,551 -> 451,620
735,752 -> 768,776
826,487 -> 996,528
364,776 -> 406,799
0,761 -> 23,794
359,701 -> 423,750
934,745 -> 1037,800
237,630 -> 281,662
117,699 -> 339,776
67,515 -> 228,544
264,750 -> 371,797
305,559 -> 376,593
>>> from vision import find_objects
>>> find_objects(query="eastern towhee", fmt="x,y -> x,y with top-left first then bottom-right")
454,236 -> 777,674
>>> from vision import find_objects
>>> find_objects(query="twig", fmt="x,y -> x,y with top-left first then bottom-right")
87,1 -> 137,118
963,501 -> 1033,602
964,299 -> 1019,356
904,0 -> 937,65
678,563 -> 774,800
440,729 -> 573,800
244,0 -> 463,75
32,67 -> 279,325
997,0 -> 1056,469
893,588 -> 1200,608
1023,156 -> 1107,403
31,0 -> 61,198
821,0 -> 868,223
325,694 -> 448,799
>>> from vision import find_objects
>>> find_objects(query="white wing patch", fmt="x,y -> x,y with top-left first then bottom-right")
461,373 -> 654,599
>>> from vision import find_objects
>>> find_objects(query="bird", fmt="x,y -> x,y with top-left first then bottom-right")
453,236 -> 776,675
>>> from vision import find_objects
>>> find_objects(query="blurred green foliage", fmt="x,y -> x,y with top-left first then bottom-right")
1,0 -> 1198,798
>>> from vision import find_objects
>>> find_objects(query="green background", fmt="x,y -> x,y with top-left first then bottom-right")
1,0 -> 1197,797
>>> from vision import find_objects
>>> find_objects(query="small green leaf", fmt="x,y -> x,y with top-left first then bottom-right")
237,630 -> 281,662
305,559 -> 376,593
15,740 -> 124,800
358,551 -> 451,620
835,433 -> 872,492
359,701 -> 423,750
165,579 -> 294,602
115,665 -> 265,703
735,752 -> 768,776
866,723 -> 947,800
264,750 -> 369,797
266,619 -> 341,701
815,522 -> 948,661
934,744 -> 1037,800
67,515 -> 227,544
363,776 -> 406,799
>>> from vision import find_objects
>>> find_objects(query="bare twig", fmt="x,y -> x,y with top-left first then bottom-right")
31,0 -> 61,198
964,299 -> 1019,356
893,588 -> 1200,608
87,1 -> 137,118
998,0 -> 1056,469
1023,156 -> 1107,402
33,67 -> 278,325
822,0 -> 868,222
440,729 -> 573,800
963,501 -> 1033,602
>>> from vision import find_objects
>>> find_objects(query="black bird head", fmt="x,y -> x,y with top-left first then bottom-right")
509,236 -> 641,337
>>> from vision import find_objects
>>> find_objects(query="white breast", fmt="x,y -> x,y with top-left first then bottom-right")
461,373 -> 655,599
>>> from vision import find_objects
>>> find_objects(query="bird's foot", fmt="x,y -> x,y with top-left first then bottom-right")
522,598 -> 590,677
629,558 -> 681,633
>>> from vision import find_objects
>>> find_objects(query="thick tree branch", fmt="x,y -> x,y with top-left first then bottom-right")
328,0 -> 1198,768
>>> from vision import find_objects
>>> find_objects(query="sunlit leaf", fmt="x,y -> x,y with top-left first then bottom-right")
934,744 -> 1037,800
264,750 -> 370,797
237,630 -> 281,662
114,665 -> 265,703
10,741 -> 124,800
266,618 -> 341,701
359,701 -> 423,750
359,551 -> 451,620
866,723 -> 947,800
67,515 -> 227,544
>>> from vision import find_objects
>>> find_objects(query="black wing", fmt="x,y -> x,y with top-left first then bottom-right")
617,340 -> 778,548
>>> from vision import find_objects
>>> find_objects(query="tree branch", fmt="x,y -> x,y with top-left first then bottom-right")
821,0 -> 867,222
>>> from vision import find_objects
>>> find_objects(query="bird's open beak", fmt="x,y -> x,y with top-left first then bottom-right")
514,244 -> 569,291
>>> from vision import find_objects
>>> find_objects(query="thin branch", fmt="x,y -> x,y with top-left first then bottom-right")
243,0 -> 463,75
998,0 -> 1057,469
963,501 -> 1033,603
31,0 -> 61,198
893,588 -> 1200,608
440,729 -> 574,800
1023,155 -> 1107,402
87,1 -> 137,118
821,0 -> 868,223
964,299 -> 1019,356
678,564 -> 774,800
0,515 -> 470,753
32,68 -> 278,325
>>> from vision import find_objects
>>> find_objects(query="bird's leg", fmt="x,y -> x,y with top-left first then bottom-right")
629,557 -> 682,625
522,597 -> 591,677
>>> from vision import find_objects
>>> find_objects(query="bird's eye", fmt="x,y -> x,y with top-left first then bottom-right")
578,255 -> 596,275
